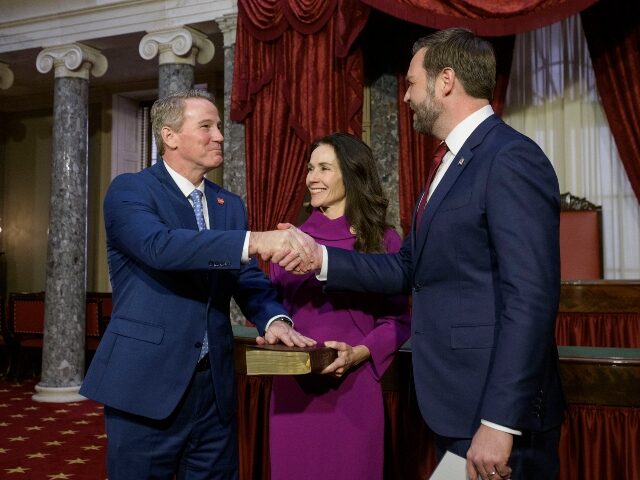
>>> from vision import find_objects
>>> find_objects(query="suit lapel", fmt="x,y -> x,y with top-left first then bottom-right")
149,161 -> 199,230
413,150 -> 472,266
413,115 -> 502,267
205,182 -> 227,231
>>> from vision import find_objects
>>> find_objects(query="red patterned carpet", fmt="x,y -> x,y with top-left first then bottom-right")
0,378 -> 107,479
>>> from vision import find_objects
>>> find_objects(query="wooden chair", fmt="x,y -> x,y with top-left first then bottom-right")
86,291 -> 112,335
0,295 -> 11,377
560,192 -> 603,279
7,292 -> 105,378
7,292 -> 45,378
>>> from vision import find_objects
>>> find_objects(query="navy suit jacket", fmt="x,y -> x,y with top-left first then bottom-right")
327,115 -> 565,438
80,161 -> 287,422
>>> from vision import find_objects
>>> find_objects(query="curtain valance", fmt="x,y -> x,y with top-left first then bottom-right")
360,0 -> 599,36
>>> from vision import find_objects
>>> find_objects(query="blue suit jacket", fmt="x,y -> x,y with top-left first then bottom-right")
80,160 -> 287,422
327,115 -> 565,438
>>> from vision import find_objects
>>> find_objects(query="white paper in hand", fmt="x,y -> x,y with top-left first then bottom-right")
429,450 -> 467,480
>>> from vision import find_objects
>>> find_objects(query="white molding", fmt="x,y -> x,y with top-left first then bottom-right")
0,62 -> 14,89
0,0 -> 237,54
36,43 -> 108,79
32,384 -> 87,403
217,14 -> 237,47
139,26 -> 214,66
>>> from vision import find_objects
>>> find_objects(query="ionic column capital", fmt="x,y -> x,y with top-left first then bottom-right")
36,43 -> 108,79
0,62 -> 14,89
217,14 -> 237,47
139,26 -> 214,66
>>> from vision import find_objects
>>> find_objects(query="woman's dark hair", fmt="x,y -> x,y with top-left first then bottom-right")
309,132 -> 390,253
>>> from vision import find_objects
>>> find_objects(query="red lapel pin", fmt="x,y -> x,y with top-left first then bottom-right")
217,197 -> 225,205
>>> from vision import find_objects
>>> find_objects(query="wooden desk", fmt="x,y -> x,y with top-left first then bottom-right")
557,280 -> 640,348
233,326 -> 640,480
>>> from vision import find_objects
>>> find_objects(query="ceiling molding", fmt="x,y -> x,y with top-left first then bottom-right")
0,0 -> 236,53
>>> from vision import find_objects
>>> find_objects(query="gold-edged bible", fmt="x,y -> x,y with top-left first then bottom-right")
239,344 -> 338,375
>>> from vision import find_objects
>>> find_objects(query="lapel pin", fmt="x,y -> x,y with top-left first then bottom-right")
217,197 -> 225,205
458,157 -> 465,166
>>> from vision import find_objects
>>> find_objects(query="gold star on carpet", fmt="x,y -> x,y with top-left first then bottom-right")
84,412 -> 101,417
65,458 -> 88,464
10,414 -> 25,418
41,417 -> 57,422
24,406 -> 39,411
26,452 -> 49,459
0,403 -> 9,407
26,426 -> 43,431
94,433 -> 107,439
44,441 -> 63,446
81,445 -> 102,451
59,430 -> 78,435
0,388 -> 10,392
8,436 -> 28,442
68,403 -> 81,406
10,397 -> 24,401
47,473 -> 73,479
0,422 -> 11,427
0,448 -> 10,454
73,420 -> 89,425
5,466 -> 30,473
54,409 -> 70,414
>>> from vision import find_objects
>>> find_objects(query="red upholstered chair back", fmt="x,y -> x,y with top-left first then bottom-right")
559,193 -> 603,280
8,292 -> 105,349
9,292 -> 46,348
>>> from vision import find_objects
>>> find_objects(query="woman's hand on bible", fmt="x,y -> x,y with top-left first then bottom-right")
321,341 -> 370,377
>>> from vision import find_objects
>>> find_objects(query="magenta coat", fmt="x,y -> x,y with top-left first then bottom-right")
268,210 -> 411,480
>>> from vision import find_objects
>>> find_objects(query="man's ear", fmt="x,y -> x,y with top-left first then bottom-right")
440,67 -> 455,96
162,126 -> 177,150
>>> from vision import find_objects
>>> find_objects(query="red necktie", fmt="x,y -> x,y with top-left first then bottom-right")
415,141 -> 449,230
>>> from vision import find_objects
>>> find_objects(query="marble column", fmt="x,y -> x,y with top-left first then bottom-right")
218,14 -> 248,325
370,74 -> 402,235
34,44 -> 107,402
139,26 -> 214,99
0,62 -> 14,90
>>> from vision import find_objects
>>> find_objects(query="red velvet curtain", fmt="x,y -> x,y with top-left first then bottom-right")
581,0 -> 640,203
236,366 -> 640,480
559,405 -> 640,480
396,36 -> 515,234
556,312 -> 640,347
361,0 -> 599,36
232,0 -> 369,237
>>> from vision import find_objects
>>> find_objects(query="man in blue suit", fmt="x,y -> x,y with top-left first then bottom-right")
278,28 -> 565,480
81,89 -> 314,479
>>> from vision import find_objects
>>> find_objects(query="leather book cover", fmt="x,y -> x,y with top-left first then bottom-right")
239,344 -> 338,375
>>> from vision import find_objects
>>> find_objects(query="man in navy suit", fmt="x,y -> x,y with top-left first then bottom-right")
277,28 -> 565,480
80,89 -> 314,479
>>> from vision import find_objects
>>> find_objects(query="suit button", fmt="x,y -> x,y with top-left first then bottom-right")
195,342 -> 202,348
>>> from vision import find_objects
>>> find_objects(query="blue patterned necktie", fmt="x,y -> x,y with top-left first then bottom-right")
189,189 -> 209,360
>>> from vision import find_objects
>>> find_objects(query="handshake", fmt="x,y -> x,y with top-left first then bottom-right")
249,223 -> 323,274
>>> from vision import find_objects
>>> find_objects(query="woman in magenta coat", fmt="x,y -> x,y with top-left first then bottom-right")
269,133 -> 411,480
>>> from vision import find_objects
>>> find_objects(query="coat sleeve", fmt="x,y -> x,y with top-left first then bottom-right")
325,232 -> 413,295
359,229 -> 411,381
104,173 -> 246,271
479,138 -> 561,428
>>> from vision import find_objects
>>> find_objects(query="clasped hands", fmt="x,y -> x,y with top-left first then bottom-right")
248,223 -> 322,274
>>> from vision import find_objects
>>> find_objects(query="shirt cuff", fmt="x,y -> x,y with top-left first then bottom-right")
242,232 -> 250,264
265,315 -> 294,331
481,419 -> 522,436
316,245 -> 328,281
